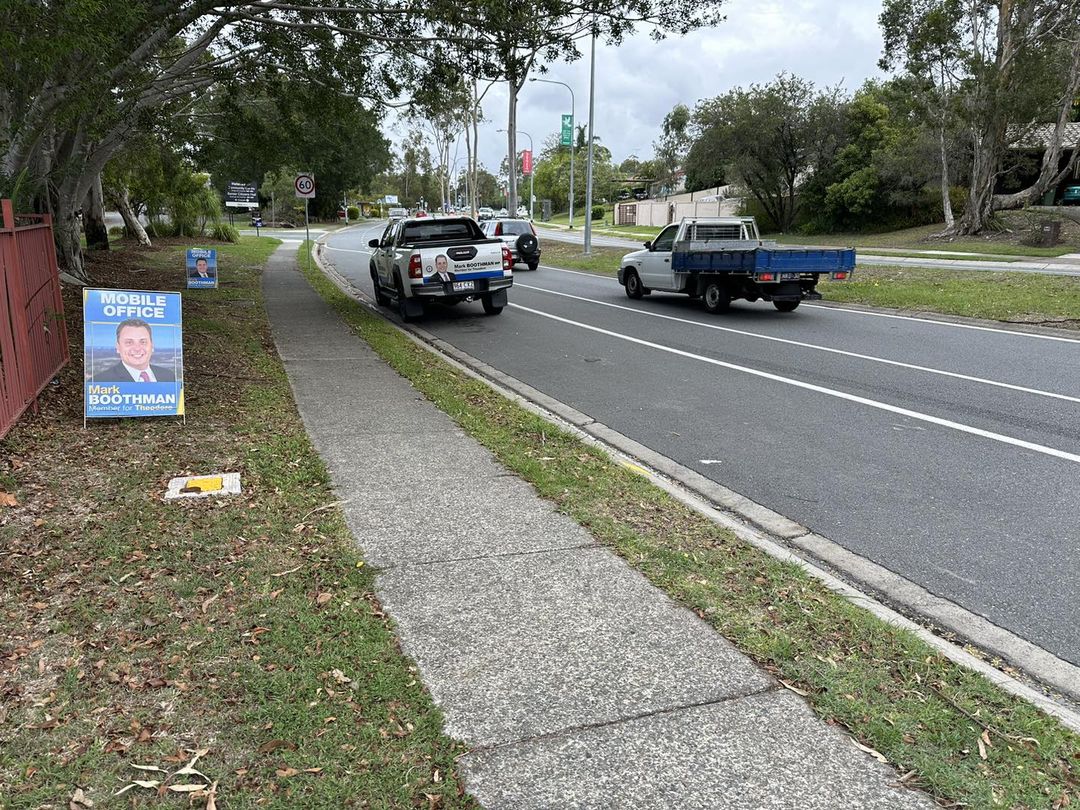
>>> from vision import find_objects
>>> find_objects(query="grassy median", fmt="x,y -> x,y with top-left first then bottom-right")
819,265 -> 1080,328
306,243 -> 1079,810
0,237 -> 474,808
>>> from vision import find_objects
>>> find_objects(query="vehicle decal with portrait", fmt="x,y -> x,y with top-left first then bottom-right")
186,248 -> 218,289
83,289 -> 184,419
418,246 -> 507,284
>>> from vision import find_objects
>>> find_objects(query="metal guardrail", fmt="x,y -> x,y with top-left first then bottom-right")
0,199 -> 70,439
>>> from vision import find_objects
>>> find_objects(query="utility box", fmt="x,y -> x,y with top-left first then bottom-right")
541,200 -> 552,222
1023,219 -> 1061,247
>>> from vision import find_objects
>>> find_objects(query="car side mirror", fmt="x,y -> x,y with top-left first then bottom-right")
368,239 -> 380,248
643,241 -> 652,250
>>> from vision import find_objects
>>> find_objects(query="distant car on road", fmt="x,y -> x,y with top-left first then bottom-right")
388,207 -> 408,221
516,205 -> 529,218
477,207 -> 494,221
480,218 -> 541,271
497,207 -> 509,217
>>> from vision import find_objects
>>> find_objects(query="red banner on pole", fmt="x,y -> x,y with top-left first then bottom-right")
522,149 -> 533,176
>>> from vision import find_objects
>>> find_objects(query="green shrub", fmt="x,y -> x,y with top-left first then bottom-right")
210,222 -> 240,243
347,205 -> 360,220
108,225 -> 126,237
591,205 -> 605,221
147,218 -> 176,238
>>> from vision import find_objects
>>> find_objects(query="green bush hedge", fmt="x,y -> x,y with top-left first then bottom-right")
591,205 -> 605,221
211,222 -> 240,243
347,205 -> 360,220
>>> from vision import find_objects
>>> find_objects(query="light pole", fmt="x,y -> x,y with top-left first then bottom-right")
584,26 -> 597,255
530,77 -> 575,228
498,128 -> 534,220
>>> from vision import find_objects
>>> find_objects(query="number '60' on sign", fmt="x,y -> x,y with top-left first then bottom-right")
294,173 -> 315,198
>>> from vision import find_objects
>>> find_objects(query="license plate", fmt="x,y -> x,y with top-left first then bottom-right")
452,280 -> 474,292
780,272 -> 798,280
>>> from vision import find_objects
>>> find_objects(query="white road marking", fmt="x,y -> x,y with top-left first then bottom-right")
799,304 -> 1080,344
509,302 -> 1080,465
536,265 -> 1080,344
514,283 -> 1080,404
324,245 -> 372,254
699,460 -> 723,465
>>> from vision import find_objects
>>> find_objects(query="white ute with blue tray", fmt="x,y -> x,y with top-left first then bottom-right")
618,216 -> 855,313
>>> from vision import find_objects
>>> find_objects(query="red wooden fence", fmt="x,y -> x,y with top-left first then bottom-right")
0,199 -> 70,439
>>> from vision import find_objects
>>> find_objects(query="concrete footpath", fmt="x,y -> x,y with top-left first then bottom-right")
263,243 -> 933,808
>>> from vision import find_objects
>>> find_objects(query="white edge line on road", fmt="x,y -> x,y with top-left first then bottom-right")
538,265 -> 1080,344
514,283 -> 1080,405
509,302 -> 1080,465
801,302 -> 1080,344
324,245 -> 372,254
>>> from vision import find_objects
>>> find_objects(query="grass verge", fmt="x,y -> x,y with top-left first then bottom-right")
539,240 -> 628,274
0,236 -> 474,808
765,222 -> 1077,257
304,243 -> 1079,809
858,249 -> 1018,262
820,265 -> 1080,328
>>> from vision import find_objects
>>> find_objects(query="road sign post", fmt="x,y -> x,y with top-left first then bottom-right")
295,173 -> 315,270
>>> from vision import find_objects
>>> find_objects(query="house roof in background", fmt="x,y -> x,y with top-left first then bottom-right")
1013,122 -> 1080,149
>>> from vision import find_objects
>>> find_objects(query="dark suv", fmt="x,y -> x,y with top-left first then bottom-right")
480,218 -> 542,271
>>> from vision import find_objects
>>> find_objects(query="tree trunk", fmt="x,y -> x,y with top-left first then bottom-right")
992,31 -> 1080,211
114,184 -> 151,246
82,173 -> 110,251
938,125 -> 954,230
55,200 -> 89,283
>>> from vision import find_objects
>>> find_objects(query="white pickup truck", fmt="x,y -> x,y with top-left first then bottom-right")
368,216 -> 513,321
618,217 -> 854,313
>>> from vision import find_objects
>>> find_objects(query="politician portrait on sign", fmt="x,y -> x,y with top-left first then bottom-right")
186,248 -> 218,289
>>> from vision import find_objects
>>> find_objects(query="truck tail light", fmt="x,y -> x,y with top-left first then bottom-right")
758,272 -> 775,282
408,254 -> 423,278
494,222 -> 502,236
502,246 -> 512,270
833,271 -> 848,280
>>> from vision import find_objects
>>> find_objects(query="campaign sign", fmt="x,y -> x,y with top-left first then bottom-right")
83,289 -> 184,419
187,248 -> 218,289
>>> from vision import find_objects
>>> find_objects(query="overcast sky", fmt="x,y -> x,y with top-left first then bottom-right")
386,0 -> 888,180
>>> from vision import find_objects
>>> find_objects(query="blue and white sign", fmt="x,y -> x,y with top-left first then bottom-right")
83,289 -> 184,419
186,248 -> 218,289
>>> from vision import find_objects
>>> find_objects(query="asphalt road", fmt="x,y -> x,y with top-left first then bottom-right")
324,221 -> 1080,667
535,225 -> 1080,277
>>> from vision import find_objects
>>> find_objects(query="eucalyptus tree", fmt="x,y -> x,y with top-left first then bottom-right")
0,0 -> 454,280
880,0 -> 1080,234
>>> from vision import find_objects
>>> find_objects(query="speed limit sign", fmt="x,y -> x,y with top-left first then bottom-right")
294,173 -> 315,199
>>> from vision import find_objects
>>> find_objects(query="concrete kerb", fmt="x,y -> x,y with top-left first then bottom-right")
309,237 -> 1080,734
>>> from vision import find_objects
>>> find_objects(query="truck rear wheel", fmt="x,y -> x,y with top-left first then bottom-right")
481,294 -> 504,315
371,266 -> 388,306
774,299 -> 800,312
625,270 -> 645,299
395,276 -> 419,322
702,282 -> 730,313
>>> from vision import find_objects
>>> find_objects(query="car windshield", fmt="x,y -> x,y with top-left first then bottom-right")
498,221 -> 532,235
400,218 -> 485,243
